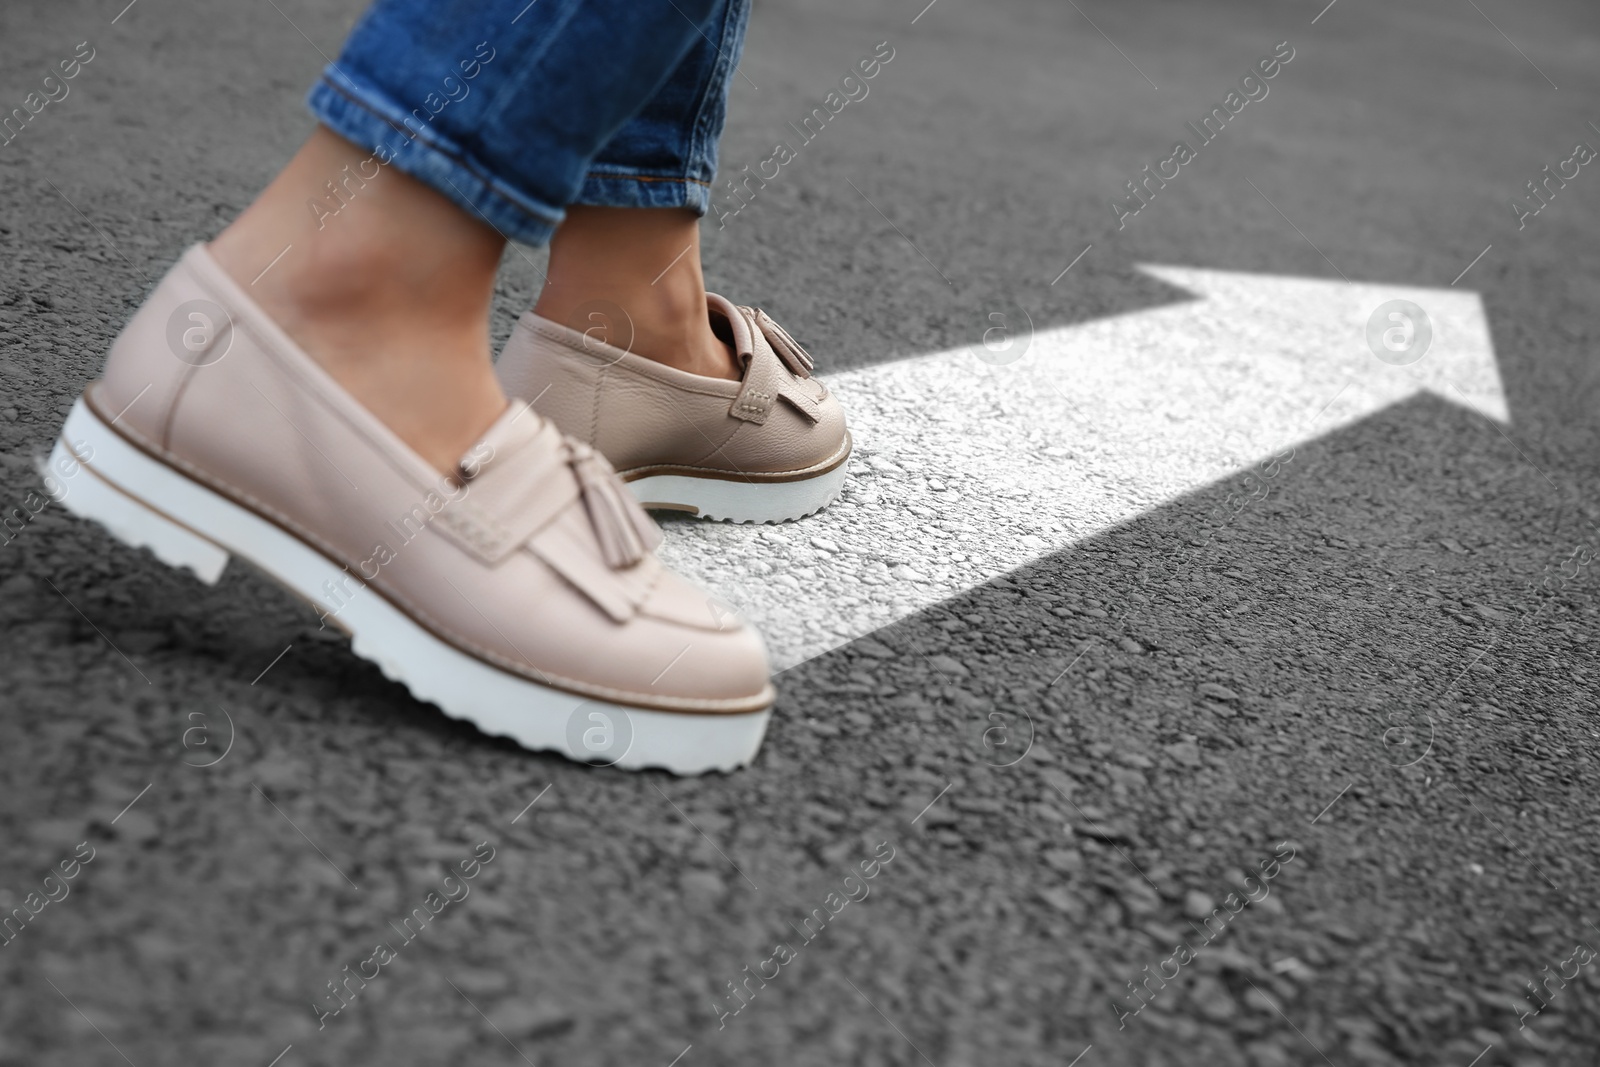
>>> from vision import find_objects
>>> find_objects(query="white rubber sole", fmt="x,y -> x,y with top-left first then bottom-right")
628,461 -> 847,524
45,398 -> 771,775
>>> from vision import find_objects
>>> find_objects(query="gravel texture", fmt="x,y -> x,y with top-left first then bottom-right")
3,1 -> 1600,1065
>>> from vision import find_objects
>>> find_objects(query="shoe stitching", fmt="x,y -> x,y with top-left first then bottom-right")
580,171 -> 713,188
733,390 -> 772,419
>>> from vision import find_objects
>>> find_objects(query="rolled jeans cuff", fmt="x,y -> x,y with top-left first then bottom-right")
574,169 -> 713,214
307,70 -> 565,247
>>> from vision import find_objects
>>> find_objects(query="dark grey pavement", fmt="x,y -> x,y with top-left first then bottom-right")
3,1 -> 1600,1065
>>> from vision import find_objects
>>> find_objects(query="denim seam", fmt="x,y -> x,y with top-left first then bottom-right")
583,170 -> 712,187
314,74 -> 563,231
317,74 -> 551,218
686,0 -> 742,187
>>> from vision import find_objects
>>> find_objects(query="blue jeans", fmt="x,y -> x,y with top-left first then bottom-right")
306,0 -> 750,246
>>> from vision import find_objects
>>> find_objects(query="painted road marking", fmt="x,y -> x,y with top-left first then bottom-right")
656,266 -> 1506,671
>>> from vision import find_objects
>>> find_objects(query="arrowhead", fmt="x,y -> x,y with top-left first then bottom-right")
657,264 -> 1512,670
1134,264 -> 1509,425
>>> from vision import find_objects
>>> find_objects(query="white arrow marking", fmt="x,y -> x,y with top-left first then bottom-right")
657,265 -> 1507,671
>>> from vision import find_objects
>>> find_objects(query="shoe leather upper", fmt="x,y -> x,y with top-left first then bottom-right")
94,245 -> 771,712
496,294 -> 849,477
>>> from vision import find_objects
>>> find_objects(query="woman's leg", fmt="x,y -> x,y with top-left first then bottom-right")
219,0 -> 733,469
59,0 -> 778,772
209,128 -> 506,473
493,0 -> 853,524
533,0 -> 752,382
535,205 -> 733,380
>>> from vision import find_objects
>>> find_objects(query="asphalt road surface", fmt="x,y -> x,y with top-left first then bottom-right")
3,1 -> 1600,1065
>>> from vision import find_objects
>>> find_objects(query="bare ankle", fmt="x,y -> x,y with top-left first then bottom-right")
535,204 -> 740,381
536,280 -> 736,380
208,127 -> 509,471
